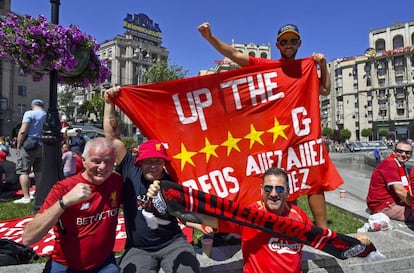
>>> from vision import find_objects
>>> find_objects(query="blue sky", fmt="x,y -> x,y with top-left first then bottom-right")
11,0 -> 414,77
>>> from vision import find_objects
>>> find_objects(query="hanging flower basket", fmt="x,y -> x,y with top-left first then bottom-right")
0,12 -> 111,87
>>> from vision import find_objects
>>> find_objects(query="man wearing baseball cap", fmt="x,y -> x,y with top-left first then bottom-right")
103,91 -> 200,273
197,22 -> 332,228
14,98 -> 46,204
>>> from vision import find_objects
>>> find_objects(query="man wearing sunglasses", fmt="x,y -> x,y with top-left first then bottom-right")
148,167 -> 312,272
197,22 -> 332,229
366,140 -> 414,222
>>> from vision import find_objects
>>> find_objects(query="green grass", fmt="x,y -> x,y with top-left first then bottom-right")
297,195 -> 365,234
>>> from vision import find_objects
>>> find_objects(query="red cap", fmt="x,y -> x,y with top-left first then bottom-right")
134,140 -> 171,165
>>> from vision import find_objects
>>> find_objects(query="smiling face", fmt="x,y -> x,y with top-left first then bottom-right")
392,142 -> 413,165
261,172 -> 289,215
276,32 -> 301,60
140,157 -> 166,181
82,139 -> 116,185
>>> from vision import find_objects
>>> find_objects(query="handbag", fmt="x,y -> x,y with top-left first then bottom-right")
22,136 -> 39,150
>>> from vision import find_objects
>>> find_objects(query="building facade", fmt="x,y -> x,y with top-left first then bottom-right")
97,13 -> 169,137
323,20 -> 414,141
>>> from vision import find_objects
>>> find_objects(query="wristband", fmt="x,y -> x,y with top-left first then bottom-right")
59,197 -> 67,210
201,224 -> 209,233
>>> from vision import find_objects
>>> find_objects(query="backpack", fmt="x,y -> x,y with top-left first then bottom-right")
0,239 -> 38,266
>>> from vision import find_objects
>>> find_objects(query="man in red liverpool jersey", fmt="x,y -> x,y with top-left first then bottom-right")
22,137 -> 123,273
197,22 -> 332,229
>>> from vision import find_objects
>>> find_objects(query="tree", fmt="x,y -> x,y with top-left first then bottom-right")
379,128 -> 389,139
143,60 -> 189,83
58,86 -> 77,123
361,128 -> 373,140
77,93 -> 105,124
340,128 -> 352,141
322,127 -> 334,139
122,137 -> 138,151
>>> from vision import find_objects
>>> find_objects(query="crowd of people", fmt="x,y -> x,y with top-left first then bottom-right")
0,22 -> 382,273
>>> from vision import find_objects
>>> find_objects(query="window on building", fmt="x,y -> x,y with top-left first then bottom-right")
395,76 -> 404,85
248,51 -> 255,57
378,78 -> 386,87
18,86 -> 27,96
397,109 -> 405,116
393,35 -> 404,49
394,56 -> 404,67
17,104 -> 26,115
108,50 -> 112,58
375,39 -> 385,53
0,98 -> 7,111
334,68 -> 342,77
260,52 -> 268,58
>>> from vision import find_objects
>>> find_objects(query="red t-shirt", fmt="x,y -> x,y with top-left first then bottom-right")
366,157 -> 411,213
39,172 -> 123,271
218,202 -> 313,273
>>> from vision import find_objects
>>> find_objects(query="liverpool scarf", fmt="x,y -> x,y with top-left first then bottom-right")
158,180 -> 377,260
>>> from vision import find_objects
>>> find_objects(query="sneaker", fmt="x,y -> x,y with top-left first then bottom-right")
13,197 -> 31,204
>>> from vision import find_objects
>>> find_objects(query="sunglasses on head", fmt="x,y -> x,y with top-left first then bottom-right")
278,38 -> 299,46
395,148 -> 412,155
263,185 -> 286,194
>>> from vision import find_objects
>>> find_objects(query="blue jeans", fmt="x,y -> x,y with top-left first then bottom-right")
42,254 -> 119,273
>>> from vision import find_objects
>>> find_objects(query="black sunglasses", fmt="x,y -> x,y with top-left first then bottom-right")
279,38 -> 299,46
263,185 -> 286,194
395,148 -> 412,155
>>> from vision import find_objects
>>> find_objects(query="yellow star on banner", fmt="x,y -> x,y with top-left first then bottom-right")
173,143 -> 197,170
221,131 -> 242,156
244,124 -> 265,149
267,118 -> 289,143
199,137 -> 219,162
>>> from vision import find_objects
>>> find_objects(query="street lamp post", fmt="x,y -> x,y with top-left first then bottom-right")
34,0 -> 63,211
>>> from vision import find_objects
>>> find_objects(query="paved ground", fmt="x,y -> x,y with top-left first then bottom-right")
3,150 -> 414,272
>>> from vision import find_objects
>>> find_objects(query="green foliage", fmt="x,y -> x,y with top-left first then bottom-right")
379,128 -> 389,138
122,137 -> 138,151
143,60 -> 189,83
361,128 -> 373,139
78,93 -> 105,123
58,86 -> 77,122
339,128 -> 352,141
322,127 -> 333,138
297,196 -> 364,234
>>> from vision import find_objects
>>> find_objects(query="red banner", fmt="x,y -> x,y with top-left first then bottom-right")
115,57 -> 343,203
0,216 -> 126,256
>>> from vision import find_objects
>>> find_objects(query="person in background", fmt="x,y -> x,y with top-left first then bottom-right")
22,137 -> 123,273
69,128 -> 86,154
0,151 -> 19,194
104,88 -> 200,273
14,99 -> 46,204
374,147 -> 381,166
74,151 -> 84,174
61,143 -> 77,178
197,22 -> 331,228
0,136 -> 10,156
367,140 -> 414,221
